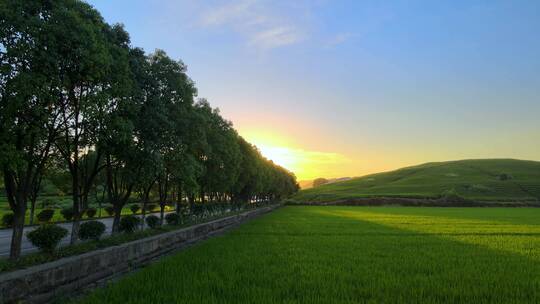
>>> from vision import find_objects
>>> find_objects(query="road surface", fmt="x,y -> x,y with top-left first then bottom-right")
0,212 -> 169,257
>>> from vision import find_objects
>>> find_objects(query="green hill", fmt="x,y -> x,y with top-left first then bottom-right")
293,159 -> 540,204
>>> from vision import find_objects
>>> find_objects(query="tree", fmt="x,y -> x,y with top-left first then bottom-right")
49,3 -> 131,243
195,100 -> 241,204
99,28 -> 144,233
1,0 -> 300,258
233,137 -> 262,203
0,0 -> 63,259
144,50 -> 197,222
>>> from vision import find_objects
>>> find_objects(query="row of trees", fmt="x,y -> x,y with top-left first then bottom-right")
0,0 -> 298,259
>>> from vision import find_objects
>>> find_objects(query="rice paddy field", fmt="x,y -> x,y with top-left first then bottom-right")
74,206 -> 540,303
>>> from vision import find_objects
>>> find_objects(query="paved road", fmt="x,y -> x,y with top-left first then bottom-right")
0,212 -> 169,257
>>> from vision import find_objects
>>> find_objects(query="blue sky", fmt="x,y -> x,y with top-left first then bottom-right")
88,0 -> 540,179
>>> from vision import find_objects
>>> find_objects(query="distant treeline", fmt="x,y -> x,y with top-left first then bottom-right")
0,0 -> 298,259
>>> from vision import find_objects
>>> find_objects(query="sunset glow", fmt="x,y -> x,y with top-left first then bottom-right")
241,129 -> 351,180
89,0 -> 540,181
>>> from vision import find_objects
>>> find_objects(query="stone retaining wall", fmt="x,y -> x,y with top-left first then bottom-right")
0,205 -> 278,304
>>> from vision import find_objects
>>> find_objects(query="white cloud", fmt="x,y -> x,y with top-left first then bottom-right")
200,0 -> 255,27
249,26 -> 302,49
325,32 -> 353,48
198,0 -> 304,49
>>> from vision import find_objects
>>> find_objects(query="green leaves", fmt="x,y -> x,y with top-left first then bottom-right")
1,0 -> 298,259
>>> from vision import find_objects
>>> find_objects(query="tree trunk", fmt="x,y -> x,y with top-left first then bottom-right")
70,167 -> 81,244
112,204 -> 122,233
200,188 -> 205,204
9,204 -> 26,260
29,198 -> 36,226
140,183 -> 152,230
176,183 -> 182,215
160,203 -> 165,225
141,200 -> 147,231
81,195 -> 88,214
188,194 -> 195,209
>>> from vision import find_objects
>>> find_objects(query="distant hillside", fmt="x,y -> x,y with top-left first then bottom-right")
298,180 -> 314,190
293,159 -> 540,204
298,177 -> 352,189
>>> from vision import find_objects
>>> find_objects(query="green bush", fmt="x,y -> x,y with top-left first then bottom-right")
60,207 -> 75,221
79,221 -> 106,240
36,209 -> 55,223
26,224 -> 68,253
41,198 -> 55,208
2,213 -> 14,227
146,203 -> 157,212
119,215 -> 140,233
130,204 -> 141,214
85,208 -> 97,218
145,215 -> 160,229
165,213 -> 181,225
104,206 -> 115,216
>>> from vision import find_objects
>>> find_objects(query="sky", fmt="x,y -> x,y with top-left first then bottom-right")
87,0 -> 540,180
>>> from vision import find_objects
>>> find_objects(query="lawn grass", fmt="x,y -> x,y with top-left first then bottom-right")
294,159 -> 540,203
73,206 -> 540,303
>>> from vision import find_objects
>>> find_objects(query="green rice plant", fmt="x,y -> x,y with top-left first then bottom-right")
75,206 -> 540,304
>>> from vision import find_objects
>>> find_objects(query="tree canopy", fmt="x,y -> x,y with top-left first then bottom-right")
0,0 -> 298,259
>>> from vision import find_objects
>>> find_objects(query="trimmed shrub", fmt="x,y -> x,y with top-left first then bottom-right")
2,213 -> 14,227
165,213 -> 181,225
119,215 -> 140,233
145,215 -> 160,229
36,209 -> 55,223
41,198 -> 55,208
104,206 -> 115,216
191,204 -> 202,216
145,203 -> 157,212
79,221 -> 106,240
26,224 -> 68,253
85,208 -> 97,218
60,207 -> 75,221
130,204 -> 141,214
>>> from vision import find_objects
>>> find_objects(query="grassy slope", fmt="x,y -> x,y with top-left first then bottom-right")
293,159 -> 540,203
74,206 -> 540,303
